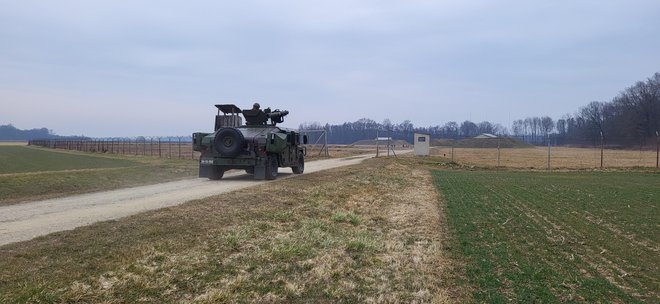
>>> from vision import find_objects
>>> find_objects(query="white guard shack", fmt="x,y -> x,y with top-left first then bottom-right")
414,133 -> 430,156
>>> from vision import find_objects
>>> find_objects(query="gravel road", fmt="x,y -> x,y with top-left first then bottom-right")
0,154 -> 378,246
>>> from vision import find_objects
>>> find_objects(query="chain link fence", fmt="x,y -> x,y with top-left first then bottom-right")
28,137 -> 200,160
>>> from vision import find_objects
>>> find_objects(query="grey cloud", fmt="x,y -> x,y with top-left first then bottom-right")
1,0 -> 659,136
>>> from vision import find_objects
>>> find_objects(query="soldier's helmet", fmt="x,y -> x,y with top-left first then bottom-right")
253,103 -> 260,110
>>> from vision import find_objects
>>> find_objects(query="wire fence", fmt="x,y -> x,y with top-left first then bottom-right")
28,137 -> 200,160
431,145 -> 659,169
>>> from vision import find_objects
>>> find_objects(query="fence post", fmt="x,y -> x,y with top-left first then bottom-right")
600,132 -> 604,169
376,130 -> 379,157
547,133 -> 551,170
497,138 -> 501,167
655,131 -> 660,169
178,137 -> 181,159
169,138 -> 172,158
159,138 -> 162,158
451,145 -> 454,162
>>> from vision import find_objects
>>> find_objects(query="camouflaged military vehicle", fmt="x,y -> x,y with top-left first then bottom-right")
192,103 -> 307,180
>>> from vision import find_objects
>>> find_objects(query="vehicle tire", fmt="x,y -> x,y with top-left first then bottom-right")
213,128 -> 244,157
292,153 -> 304,174
245,167 -> 254,174
265,154 -> 278,180
208,165 -> 225,180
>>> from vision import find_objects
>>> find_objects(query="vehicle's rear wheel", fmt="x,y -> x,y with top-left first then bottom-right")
265,154 -> 278,180
292,153 -> 304,174
208,165 -> 224,180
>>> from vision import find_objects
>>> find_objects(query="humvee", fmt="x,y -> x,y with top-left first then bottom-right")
192,103 -> 307,180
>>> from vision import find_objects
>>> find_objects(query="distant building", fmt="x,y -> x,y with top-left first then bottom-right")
414,133 -> 430,156
474,133 -> 498,139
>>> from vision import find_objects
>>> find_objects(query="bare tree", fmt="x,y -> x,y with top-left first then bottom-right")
580,101 -> 605,139
540,116 -> 555,134
459,120 -> 478,137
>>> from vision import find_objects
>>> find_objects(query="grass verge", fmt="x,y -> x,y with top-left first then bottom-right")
432,170 -> 659,303
0,146 -> 196,205
0,158 -> 460,302
0,146 -> 139,174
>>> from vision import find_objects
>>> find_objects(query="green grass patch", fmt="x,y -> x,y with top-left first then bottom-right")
0,146 -> 138,174
330,211 -> 361,226
0,147 -> 196,205
433,170 -> 659,303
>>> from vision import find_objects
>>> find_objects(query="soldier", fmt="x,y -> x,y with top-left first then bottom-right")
244,102 -> 268,125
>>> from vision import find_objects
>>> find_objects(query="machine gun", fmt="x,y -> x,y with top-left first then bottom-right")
243,106 -> 289,126
266,109 -> 289,125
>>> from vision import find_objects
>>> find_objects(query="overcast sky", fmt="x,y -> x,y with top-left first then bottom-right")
1,0 -> 659,137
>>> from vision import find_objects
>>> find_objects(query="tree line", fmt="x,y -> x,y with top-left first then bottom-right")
512,72 -> 659,147
0,124 -> 88,141
301,72 -> 659,147
299,119 -> 507,145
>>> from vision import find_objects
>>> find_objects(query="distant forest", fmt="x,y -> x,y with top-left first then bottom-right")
301,72 -> 660,147
0,124 -> 88,141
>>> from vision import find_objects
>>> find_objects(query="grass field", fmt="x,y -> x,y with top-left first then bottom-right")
433,170 -> 659,303
0,146 -> 138,174
0,158 -> 460,303
1,148 -> 658,303
0,146 -> 197,205
431,146 -> 659,169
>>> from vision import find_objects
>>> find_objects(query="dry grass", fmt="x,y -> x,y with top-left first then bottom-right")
431,146 -> 659,169
304,145 -> 374,160
0,141 -> 27,146
0,158 -> 462,303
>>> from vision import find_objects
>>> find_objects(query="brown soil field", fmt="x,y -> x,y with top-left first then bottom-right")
430,146 -> 659,169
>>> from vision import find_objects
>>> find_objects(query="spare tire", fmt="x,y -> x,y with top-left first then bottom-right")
213,128 -> 245,157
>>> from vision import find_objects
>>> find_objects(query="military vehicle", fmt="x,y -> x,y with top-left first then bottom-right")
192,103 -> 307,180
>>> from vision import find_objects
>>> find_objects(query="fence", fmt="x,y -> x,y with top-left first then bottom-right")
431,145 -> 659,169
28,138 -> 200,160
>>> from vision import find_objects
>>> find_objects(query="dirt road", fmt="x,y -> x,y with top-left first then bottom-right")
0,154 -> 382,246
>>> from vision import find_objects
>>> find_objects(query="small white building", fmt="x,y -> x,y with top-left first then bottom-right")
414,133 -> 430,156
